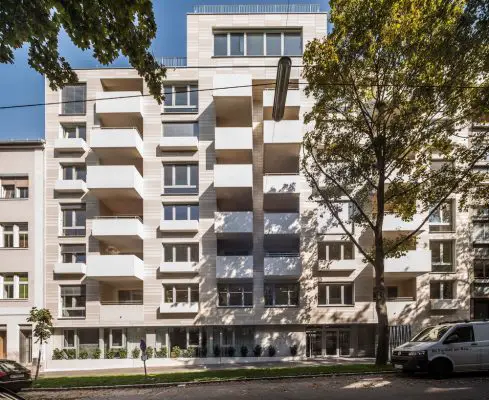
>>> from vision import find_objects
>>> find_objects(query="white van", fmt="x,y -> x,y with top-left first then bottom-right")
391,321 -> 489,377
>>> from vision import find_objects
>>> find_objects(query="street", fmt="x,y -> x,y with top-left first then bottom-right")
23,373 -> 489,400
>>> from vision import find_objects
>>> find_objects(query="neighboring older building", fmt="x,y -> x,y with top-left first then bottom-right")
0,140 -> 44,364
41,4 -> 478,371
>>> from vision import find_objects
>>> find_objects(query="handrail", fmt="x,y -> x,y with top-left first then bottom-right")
100,301 -> 143,305
93,126 -> 142,136
265,252 -> 300,257
387,297 -> 415,302
264,173 -> 300,176
192,4 -> 321,14
161,57 -> 187,67
93,215 -> 143,222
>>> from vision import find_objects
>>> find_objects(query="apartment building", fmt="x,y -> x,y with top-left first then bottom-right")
42,4 -> 481,370
0,140 -> 44,364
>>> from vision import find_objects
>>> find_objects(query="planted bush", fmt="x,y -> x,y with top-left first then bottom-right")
119,348 -> 128,359
240,345 -> 248,357
145,346 -> 154,359
65,349 -> 76,360
78,349 -> 89,359
105,348 -> 115,359
227,346 -> 236,357
155,347 -> 167,358
253,344 -> 262,357
213,344 -> 221,357
170,346 -> 181,358
267,345 -> 276,357
52,348 -> 64,360
92,348 -> 101,359
131,348 -> 141,359
289,344 -> 298,357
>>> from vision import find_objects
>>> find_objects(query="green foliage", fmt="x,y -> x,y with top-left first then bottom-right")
240,345 -> 249,357
227,346 -> 236,357
65,349 -> 76,360
78,349 -> 89,360
170,346 -> 181,358
119,348 -> 128,359
253,345 -> 262,357
289,344 -> 298,357
0,1 -> 166,102
27,307 -> 53,345
52,348 -> 64,360
267,345 -> 276,357
145,346 -> 154,359
92,348 -> 101,359
131,348 -> 141,359
105,348 -> 115,359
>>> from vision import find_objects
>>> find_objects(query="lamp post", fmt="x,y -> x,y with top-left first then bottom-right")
272,56 -> 292,122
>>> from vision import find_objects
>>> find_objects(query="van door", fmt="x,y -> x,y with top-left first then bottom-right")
473,324 -> 489,369
442,326 -> 479,371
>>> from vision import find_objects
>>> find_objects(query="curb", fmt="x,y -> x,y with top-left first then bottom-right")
25,370 -> 396,392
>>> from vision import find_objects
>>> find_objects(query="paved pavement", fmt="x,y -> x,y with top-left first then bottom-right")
23,373 -> 489,400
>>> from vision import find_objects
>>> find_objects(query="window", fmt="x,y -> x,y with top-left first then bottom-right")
163,84 -> 198,113
63,330 -> 76,348
163,204 -> 199,221
429,201 -> 454,232
473,207 -> 489,220
446,326 -> 474,343
214,33 -> 228,56
473,222 -> 489,243
386,286 -> 399,300
62,165 -> 86,181
61,84 -> 86,115
0,177 -> 29,199
0,223 -> 28,248
318,242 -> 354,260
162,122 -> 199,138
61,204 -> 86,236
430,281 -> 455,299
163,243 -> 199,262
218,283 -> 253,307
430,240 -> 454,272
60,285 -> 86,318
230,33 -> 244,56
247,33 -> 264,55
1,185 -> 14,199
284,32 -> 302,55
266,33 -> 281,55
118,290 -> 143,304
2,224 -> 13,248
110,329 -> 124,348
318,283 -> 354,305
163,164 -> 198,194
0,273 -> 28,300
473,283 -> 489,297
163,284 -> 199,304
474,259 -> 489,279
18,187 -> 28,198
18,223 -> 28,248
264,283 -> 299,307
62,124 -> 86,140
61,244 -> 86,263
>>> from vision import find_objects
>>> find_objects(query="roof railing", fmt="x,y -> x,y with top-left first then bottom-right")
192,4 -> 321,14
161,57 -> 187,68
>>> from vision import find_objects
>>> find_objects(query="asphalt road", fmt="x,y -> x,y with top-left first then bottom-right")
23,373 -> 489,400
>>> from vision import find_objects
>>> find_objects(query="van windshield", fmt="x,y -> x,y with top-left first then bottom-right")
411,325 -> 451,342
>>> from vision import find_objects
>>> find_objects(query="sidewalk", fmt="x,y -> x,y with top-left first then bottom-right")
41,357 -> 375,378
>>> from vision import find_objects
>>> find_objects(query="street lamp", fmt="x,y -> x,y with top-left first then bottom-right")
272,56 -> 292,122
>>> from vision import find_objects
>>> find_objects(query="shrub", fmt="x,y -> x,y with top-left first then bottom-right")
186,347 -> 197,358
131,348 -> 141,359
78,349 -> 89,359
52,348 -> 64,360
65,349 -> 76,360
253,344 -> 262,357
119,348 -> 128,359
227,346 -> 236,357
105,348 -> 115,359
213,344 -> 221,357
155,347 -> 167,358
181,348 -> 194,358
289,344 -> 298,357
240,345 -> 248,357
92,348 -> 101,359
267,345 -> 276,357
145,346 -> 154,359
170,345 -> 181,358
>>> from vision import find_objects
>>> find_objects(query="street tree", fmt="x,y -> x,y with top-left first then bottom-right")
27,307 -> 53,380
0,0 -> 166,102
302,0 -> 489,365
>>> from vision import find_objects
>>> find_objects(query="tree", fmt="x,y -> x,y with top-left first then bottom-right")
27,307 -> 53,380
0,1 -> 166,102
302,0 -> 489,365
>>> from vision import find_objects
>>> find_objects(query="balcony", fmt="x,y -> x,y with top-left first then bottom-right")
387,299 -> 416,321
91,217 -> 144,251
318,259 -> 363,271
216,255 -> 253,279
263,120 -> 302,173
53,262 -> 86,275
159,262 -> 198,274
99,303 -> 144,323
264,254 -> 301,277
215,212 -> 253,234
263,174 -> 300,195
159,302 -> 199,314
430,299 -> 459,310
159,136 -> 198,151
90,127 -> 143,159
54,138 -> 88,153
213,74 -> 252,127
263,89 -> 300,120
264,213 -> 300,235
87,165 -> 143,200
215,127 -> 253,163
159,219 -> 199,233
54,180 -> 87,194
86,255 -> 144,281
317,204 -> 353,235
96,91 -> 142,115
215,164 -> 253,210
384,249 -> 431,276
383,213 -> 424,232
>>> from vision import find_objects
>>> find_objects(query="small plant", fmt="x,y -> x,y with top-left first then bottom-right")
65,349 -> 76,359
105,348 -> 115,359
119,348 -> 128,359
227,346 -> 236,357
289,344 -> 298,357
131,348 -> 141,359
170,345 -> 181,358
267,345 -> 276,357
155,347 -> 167,358
52,348 -> 64,360
253,344 -> 262,357
78,349 -> 89,359
213,344 -> 221,357
240,345 -> 248,357
145,346 -> 154,359
92,348 -> 101,359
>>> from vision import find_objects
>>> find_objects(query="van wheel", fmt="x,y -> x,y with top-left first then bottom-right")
428,358 -> 452,379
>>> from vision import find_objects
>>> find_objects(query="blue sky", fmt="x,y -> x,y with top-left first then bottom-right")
0,1 -> 329,139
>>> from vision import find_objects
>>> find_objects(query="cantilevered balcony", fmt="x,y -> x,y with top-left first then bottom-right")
54,179 -> 87,194
91,216 -> 144,251
263,174 -> 300,211
213,74 -> 252,127
430,299 -> 459,310
53,262 -> 86,275
215,164 -> 253,210
318,258 -> 364,271
215,212 -> 253,235
95,91 -> 142,127
54,138 -> 88,153
383,213 -> 424,232
264,213 -> 300,235
215,127 -> 253,163
86,255 -> 144,281
87,165 -> 143,200
90,127 -> 143,159
159,219 -> 199,233
263,120 -> 302,173
159,302 -> 199,314
384,249 -> 431,276
264,254 -> 301,277
99,304 -> 144,323
159,262 -> 198,274
216,255 -> 253,279
263,89 -> 300,120
159,136 -> 198,151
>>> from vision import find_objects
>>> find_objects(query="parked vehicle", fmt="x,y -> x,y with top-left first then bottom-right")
0,360 -> 32,393
0,385 -> 26,399
391,321 -> 489,377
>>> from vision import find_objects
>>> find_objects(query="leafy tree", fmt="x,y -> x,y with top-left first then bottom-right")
27,307 -> 53,380
302,0 -> 489,365
0,1 -> 166,102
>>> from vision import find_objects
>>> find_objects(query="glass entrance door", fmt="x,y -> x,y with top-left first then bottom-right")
325,330 -> 337,356
325,329 -> 351,357
306,329 -> 322,357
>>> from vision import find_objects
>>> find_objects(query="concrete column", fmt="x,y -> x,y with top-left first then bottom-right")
0,225 -> 4,247
98,328 -> 104,359
13,224 -> 19,248
6,321 -> 19,361
146,329 -> 156,350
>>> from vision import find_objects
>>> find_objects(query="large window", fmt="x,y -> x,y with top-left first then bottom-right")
60,244 -> 86,264
473,221 -> 489,243
61,84 -> 86,115
163,84 -> 198,113
61,124 -> 86,140
429,201 -> 454,232
318,283 -> 354,306
214,31 -> 302,57
163,243 -> 199,263
0,223 -> 28,248
2,224 -> 13,248
62,165 -> 86,181
264,283 -> 299,307
118,290 -> 143,304
430,281 -> 455,300
163,284 -> 199,304
218,283 -> 253,307
162,122 -> 199,138
318,241 -> 354,260
163,204 -> 199,221
0,176 -> 28,199
0,273 -> 28,300
430,240 -> 454,272
18,223 -> 28,248
474,259 -> 489,279
163,164 -> 198,194
61,204 -> 86,236
60,285 -> 86,318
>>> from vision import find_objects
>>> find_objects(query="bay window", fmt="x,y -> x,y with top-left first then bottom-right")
61,244 -> 86,264
163,284 -> 199,304
163,204 -> 199,221
429,201 -> 454,232
163,84 -> 198,113
61,84 -> 86,115
163,243 -> 199,263
430,240 -> 454,272
162,122 -> 199,138
62,124 -> 86,140
62,165 -> 86,181
61,204 -> 86,236
318,283 -> 354,306
218,283 -> 253,307
318,241 -> 354,260
430,281 -> 455,300
163,164 -> 198,194
264,282 -> 299,307
60,285 -> 86,318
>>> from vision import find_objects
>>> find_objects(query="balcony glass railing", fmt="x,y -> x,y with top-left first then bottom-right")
192,4 -> 321,13
100,300 -> 143,305
93,215 -> 143,223
265,252 -> 300,257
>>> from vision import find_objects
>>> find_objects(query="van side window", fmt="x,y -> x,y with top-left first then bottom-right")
449,326 -> 475,343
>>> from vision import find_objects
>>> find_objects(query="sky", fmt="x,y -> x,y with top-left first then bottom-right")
0,0 -> 329,140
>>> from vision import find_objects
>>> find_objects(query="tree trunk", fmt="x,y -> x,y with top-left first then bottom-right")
35,346 -> 41,380
374,257 -> 389,365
